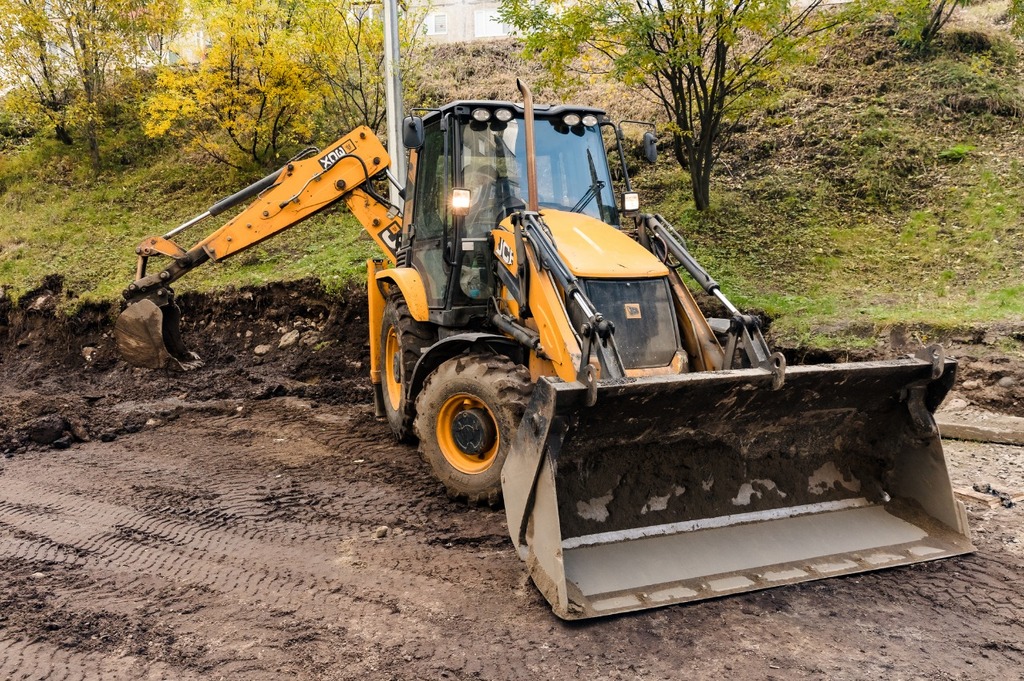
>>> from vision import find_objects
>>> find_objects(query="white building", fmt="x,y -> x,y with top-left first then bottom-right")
419,0 -> 511,43
163,0 -> 511,64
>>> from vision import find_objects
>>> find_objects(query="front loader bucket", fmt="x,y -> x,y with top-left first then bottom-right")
115,299 -> 200,370
502,355 -> 973,619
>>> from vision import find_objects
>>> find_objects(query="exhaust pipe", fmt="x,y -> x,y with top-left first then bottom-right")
516,79 -> 539,213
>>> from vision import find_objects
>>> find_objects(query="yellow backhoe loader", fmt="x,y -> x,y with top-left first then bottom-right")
115,82 -> 972,619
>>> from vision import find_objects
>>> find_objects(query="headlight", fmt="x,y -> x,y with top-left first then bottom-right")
451,188 -> 471,213
562,113 -> 581,127
494,108 -> 513,122
581,114 -> 598,127
622,192 -> 640,213
471,108 -> 491,123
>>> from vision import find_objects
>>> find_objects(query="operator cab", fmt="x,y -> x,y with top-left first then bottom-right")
402,101 -> 621,323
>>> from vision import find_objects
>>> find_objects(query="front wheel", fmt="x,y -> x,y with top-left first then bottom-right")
414,353 -> 532,506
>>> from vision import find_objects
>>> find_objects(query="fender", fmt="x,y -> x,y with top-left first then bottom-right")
375,267 -> 429,322
408,333 -> 523,402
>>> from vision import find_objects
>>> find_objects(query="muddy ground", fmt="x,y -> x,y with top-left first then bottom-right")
0,279 -> 1022,680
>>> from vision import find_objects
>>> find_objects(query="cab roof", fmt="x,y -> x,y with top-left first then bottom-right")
419,101 -> 608,125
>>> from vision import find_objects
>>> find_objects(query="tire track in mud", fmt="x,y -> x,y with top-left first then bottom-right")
0,486 -> 518,678
0,554 -> 207,681
3,398 -> 1024,679
10,412 -> 429,540
0,411 -> 565,680
0,636 -> 194,681
11,399 -> 501,551
0,483 -> 401,615
906,550 -> 1024,630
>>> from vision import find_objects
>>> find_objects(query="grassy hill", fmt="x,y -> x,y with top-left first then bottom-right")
0,6 -> 1021,349
632,9 -> 1023,343
0,143 -> 378,305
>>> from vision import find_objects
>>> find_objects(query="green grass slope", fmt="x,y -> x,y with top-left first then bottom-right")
0,9 -> 1021,349
638,14 -> 1024,344
0,140 -> 378,308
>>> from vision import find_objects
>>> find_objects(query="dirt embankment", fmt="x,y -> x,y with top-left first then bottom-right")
0,279 -> 1022,680
2,278 -> 1019,455
0,278 -> 372,453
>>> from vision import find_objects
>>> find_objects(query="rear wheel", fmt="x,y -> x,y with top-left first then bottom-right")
415,353 -> 532,506
380,295 -> 434,442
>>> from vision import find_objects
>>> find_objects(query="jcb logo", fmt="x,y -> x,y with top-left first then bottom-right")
377,224 -> 400,257
495,240 -> 515,267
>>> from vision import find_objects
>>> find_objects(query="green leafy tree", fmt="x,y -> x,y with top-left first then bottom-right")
501,0 -> 836,210
1009,0 -> 1023,39
144,0 -> 427,168
893,0 -> 962,52
144,0 -> 320,169
0,0 -> 77,145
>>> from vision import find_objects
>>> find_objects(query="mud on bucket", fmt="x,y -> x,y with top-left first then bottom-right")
502,357 -> 973,619
115,299 -> 200,370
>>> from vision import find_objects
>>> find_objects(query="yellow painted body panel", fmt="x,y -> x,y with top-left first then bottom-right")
375,268 -> 429,322
198,127 -> 394,264
523,253 -> 582,383
344,188 -> 401,263
540,210 -> 669,279
493,216 -> 689,383
492,226 -> 579,382
366,259 -> 386,385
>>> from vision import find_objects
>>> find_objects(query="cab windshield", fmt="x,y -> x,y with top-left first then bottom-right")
459,117 -> 619,230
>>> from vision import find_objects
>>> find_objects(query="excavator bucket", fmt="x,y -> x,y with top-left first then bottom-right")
502,354 -> 973,619
114,299 -> 199,370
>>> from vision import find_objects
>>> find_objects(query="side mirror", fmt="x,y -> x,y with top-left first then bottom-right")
403,116 -> 425,149
642,131 -> 658,164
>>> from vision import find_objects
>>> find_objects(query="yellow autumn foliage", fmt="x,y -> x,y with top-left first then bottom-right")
143,0 -> 320,168
143,0 -> 428,169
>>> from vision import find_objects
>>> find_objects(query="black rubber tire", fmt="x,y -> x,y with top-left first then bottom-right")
414,353 -> 533,506
380,295 -> 435,443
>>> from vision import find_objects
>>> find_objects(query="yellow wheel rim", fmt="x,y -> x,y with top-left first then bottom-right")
436,393 -> 499,474
384,326 -> 402,411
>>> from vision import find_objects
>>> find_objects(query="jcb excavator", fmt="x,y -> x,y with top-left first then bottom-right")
115,82 -> 972,619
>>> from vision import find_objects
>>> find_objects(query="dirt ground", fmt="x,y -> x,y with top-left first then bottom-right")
1,280 -> 1022,680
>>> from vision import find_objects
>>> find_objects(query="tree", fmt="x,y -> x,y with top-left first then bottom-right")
300,0 -> 428,136
144,0 -> 427,169
0,0 -> 182,169
501,0 -> 835,210
144,0 -> 320,169
0,0 -> 78,146
1013,0 -> 1024,39
893,0 -> 962,52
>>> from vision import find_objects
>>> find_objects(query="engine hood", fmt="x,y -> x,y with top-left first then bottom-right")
539,209 -> 669,279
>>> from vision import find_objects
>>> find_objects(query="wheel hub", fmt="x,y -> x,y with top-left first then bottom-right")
451,408 -> 497,456
391,349 -> 401,384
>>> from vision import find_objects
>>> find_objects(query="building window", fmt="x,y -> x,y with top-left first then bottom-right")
425,12 -> 447,35
473,9 -> 509,38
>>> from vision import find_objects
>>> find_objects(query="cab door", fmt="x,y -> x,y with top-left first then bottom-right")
407,119 -> 451,308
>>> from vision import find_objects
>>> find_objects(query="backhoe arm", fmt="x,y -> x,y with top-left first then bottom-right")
125,126 -> 396,305
116,126 -> 401,369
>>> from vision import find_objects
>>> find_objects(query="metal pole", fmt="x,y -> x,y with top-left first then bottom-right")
382,0 -> 405,205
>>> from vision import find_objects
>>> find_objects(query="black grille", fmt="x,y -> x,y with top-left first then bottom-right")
582,278 -> 680,369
